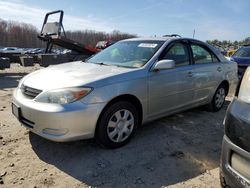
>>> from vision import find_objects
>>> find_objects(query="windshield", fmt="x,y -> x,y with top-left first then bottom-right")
87,40 -> 164,68
233,47 -> 250,58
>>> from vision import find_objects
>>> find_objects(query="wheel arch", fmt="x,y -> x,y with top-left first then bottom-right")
95,94 -> 143,136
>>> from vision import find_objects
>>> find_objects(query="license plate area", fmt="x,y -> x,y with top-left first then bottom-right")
12,103 -> 20,120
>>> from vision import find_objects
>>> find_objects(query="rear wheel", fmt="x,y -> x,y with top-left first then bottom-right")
207,84 -> 227,112
96,101 -> 138,149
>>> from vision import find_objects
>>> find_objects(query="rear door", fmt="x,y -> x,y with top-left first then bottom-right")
190,42 -> 223,103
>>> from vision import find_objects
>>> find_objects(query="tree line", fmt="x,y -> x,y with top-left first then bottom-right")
0,18 -> 249,51
0,19 -> 43,48
65,30 -> 136,47
206,38 -> 250,52
0,18 -> 136,48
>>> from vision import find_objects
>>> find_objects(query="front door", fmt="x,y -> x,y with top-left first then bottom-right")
148,41 -> 195,118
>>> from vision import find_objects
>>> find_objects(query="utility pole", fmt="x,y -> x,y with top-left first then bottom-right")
193,29 -> 195,38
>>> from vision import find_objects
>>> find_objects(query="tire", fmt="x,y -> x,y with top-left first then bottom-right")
207,84 -> 227,112
96,101 -> 138,149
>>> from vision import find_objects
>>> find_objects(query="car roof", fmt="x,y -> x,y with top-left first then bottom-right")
122,37 -> 206,44
124,37 -> 172,42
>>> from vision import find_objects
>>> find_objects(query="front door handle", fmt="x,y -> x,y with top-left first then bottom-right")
217,67 -> 222,72
187,72 -> 193,77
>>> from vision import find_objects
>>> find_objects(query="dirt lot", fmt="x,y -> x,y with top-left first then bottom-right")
0,64 -> 232,188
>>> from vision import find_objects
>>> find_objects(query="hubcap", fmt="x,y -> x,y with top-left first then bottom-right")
215,88 -> 225,108
107,109 -> 134,143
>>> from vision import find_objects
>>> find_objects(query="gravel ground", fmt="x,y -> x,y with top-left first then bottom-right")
0,63 -> 232,188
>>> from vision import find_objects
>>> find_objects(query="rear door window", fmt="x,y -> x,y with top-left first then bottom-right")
191,44 -> 220,64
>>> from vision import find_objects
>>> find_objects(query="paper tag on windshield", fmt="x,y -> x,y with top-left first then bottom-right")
138,43 -> 158,48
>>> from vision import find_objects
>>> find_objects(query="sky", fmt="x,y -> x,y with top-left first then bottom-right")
0,0 -> 249,41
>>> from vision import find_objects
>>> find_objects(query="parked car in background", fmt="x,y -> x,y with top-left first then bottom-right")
220,66 -> 250,188
12,37 -> 238,148
23,48 -> 45,55
226,49 -> 237,57
0,47 -> 18,52
0,47 -> 27,63
230,45 -> 250,79
0,47 -> 28,54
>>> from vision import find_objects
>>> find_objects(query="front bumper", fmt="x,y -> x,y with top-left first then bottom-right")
12,88 -> 106,142
220,98 -> 250,188
221,136 -> 250,188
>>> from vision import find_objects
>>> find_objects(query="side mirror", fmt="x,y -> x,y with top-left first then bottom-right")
153,59 -> 175,71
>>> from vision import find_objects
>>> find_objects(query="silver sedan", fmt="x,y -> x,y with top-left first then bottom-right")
12,37 -> 238,148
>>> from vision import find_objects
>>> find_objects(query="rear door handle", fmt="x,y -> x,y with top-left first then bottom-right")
217,67 -> 222,72
187,72 -> 193,77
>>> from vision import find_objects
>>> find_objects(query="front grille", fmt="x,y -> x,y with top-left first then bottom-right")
21,84 -> 42,98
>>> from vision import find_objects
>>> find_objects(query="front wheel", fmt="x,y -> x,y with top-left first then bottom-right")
96,101 -> 138,149
207,84 -> 227,112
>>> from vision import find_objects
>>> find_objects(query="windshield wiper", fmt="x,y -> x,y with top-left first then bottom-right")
86,61 -> 110,66
87,61 -> 132,68
95,62 -> 110,66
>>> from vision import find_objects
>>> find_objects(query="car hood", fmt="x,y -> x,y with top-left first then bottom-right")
231,57 -> 250,66
22,61 -> 132,90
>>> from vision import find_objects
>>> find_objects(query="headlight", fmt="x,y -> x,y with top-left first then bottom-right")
238,68 -> 250,103
35,87 -> 92,104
